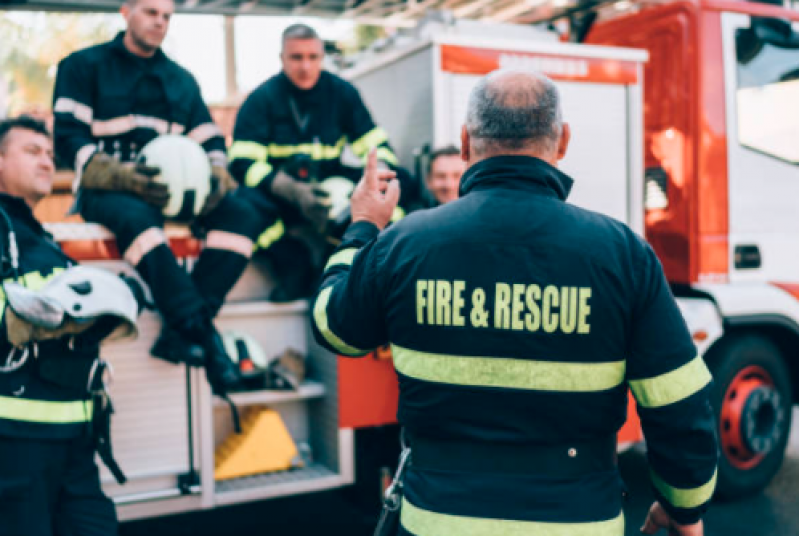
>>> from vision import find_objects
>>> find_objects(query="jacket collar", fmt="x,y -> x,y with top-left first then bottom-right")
0,193 -> 46,235
458,155 -> 574,201
110,32 -> 167,66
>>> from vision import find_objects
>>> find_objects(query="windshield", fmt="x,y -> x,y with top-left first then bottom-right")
736,27 -> 799,165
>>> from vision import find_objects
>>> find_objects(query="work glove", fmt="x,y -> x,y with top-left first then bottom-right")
4,305 -> 95,348
200,165 -> 238,217
81,152 -> 170,208
270,170 -> 331,233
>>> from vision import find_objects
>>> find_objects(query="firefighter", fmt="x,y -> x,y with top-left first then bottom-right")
423,145 -> 465,206
0,116 -> 139,536
52,0 -> 262,396
229,23 -> 420,302
311,71 -> 718,535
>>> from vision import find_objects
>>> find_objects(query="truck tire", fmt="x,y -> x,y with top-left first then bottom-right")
704,334 -> 792,500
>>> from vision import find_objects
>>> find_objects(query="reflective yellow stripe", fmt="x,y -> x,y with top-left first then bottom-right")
375,146 -> 398,166
629,356 -> 711,408
255,220 -> 285,251
229,141 -> 268,162
245,161 -> 274,188
324,247 -> 358,272
392,345 -> 625,391
401,498 -> 625,536
267,137 -> 346,160
390,206 -> 405,223
0,396 -> 92,424
351,127 -> 389,157
313,286 -> 369,356
651,469 -> 717,509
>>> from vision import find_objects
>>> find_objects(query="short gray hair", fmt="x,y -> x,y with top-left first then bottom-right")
465,70 -> 562,154
282,24 -> 321,47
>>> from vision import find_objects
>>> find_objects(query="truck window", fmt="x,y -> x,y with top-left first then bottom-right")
735,28 -> 799,165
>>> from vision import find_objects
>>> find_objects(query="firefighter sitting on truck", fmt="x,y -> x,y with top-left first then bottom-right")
229,23 -> 421,302
52,0 -> 263,402
0,116 -> 142,536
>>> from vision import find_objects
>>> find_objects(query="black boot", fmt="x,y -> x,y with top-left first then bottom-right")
151,326 -> 206,368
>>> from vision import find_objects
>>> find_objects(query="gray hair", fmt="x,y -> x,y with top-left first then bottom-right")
282,24 -> 321,47
465,70 -> 563,154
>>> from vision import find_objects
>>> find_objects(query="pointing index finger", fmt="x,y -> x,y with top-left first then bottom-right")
363,148 -> 379,188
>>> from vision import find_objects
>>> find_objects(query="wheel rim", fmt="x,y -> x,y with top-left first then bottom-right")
720,365 -> 785,470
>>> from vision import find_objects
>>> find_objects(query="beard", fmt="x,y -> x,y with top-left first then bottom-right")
129,27 -> 160,55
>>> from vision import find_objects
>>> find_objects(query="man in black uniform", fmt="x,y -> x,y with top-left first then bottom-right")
311,71 -> 718,535
229,24 -> 418,301
53,0 -> 261,393
0,116 -> 136,536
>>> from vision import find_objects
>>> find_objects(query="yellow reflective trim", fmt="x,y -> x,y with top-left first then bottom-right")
255,220 -> 285,251
390,206 -> 405,223
629,356 -> 711,408
313,286 -> 369,357
324,247 -> 358,272
392,345 -> 625,392
401,498 -> 625,536
229,141 -> 268,163
245,161 -> 274,188
0,395 -> 92,424
267,137 -> 346,160
375,146 -> 399,166
651,469 -> 717,509
351,127 -> 389,157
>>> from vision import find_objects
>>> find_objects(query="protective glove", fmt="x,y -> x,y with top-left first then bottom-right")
270,170 -> 331,233
4,305 -> 95,348
200,165 -> 238,217
81,153 -> 170,208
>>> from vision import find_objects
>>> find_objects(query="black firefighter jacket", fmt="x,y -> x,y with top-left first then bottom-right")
53,32 -> 227,183
311,155 -> 719,535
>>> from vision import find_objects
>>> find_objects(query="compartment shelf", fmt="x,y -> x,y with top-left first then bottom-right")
213,381 -> 326,408
214,463 -> 347,505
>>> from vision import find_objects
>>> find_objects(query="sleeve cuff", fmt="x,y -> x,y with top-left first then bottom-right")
342,221 -> 380,245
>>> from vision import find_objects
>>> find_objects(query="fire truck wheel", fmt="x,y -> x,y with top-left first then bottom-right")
705,334 -> 792,500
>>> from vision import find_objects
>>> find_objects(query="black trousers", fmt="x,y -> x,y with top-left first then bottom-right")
80,190 -> 262,325
0,434 -> 117,536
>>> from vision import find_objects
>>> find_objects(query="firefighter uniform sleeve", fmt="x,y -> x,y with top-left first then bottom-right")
626,241 -> 719,525
310,221 -> 389,356
228,92 -> 277,192
342,84 -> 398,168
53,54 -> 98,179
184,77 -> 227,169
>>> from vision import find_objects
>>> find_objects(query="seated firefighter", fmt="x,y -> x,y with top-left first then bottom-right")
52,0 -> 262,399
229,23 -> 422,302
0,116 -> 141,536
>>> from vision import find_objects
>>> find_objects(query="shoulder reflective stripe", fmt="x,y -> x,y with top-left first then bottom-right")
187,123 -> 223,145
401,498 -> 624,536
255,220 -> 284,251
629,356 -> 711,409
267,137 -> 346,160
392,345 -> 625,392
390,206 -> 405,223
375,147 -> 399,166
324,247 -> 359,272
313,286 -> 369,357
245,161 -> 274,188
54,97 -> 94,125
351,127 -> 389,157
651,468 -> 717,509
0,396 -> 92,424
229,141 -> 269,163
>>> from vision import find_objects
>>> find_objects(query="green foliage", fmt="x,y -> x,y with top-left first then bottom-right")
0,12 -> 118,116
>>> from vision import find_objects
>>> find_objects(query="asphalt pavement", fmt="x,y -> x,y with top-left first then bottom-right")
122,409 -> 799,536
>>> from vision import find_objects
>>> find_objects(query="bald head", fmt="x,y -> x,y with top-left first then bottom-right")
463,70 -> 569,164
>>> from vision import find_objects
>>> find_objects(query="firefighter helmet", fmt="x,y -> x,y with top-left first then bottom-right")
139,135 -> 212,221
